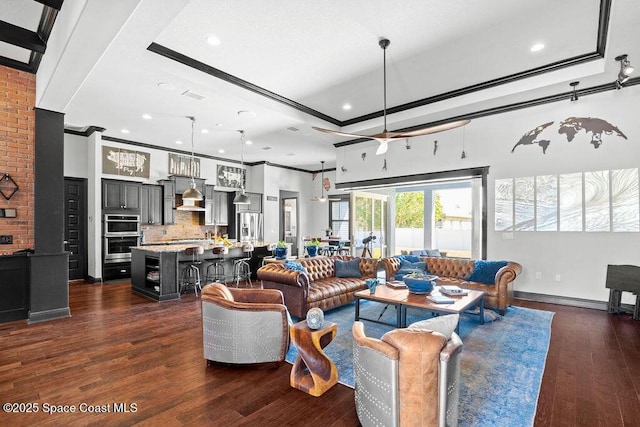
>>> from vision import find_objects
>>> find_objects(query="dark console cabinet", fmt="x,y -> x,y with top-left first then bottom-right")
0,254 -> 29,323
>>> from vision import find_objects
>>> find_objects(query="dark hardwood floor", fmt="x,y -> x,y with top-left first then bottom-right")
0,281 -> 638,426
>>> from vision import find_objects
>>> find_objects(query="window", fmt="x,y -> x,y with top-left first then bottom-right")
394,191 -> 424,254
329,197 -> 350,240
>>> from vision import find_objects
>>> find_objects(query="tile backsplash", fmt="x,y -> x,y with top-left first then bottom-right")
141,211 -> 227,243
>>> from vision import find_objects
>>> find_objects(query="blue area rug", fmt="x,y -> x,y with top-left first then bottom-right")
286,300 -> 553,427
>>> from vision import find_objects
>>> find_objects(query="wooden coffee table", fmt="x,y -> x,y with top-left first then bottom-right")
354,284 -> 485,334
289,320 -> 338,397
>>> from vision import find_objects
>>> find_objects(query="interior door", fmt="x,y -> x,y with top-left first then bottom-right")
65,178 -> 87,280
282,196 -> 298,256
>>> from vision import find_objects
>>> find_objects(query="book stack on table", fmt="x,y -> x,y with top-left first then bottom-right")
439,285 -> 469,296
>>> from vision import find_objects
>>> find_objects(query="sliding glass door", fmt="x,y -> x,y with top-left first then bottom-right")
351,192 -> 388,258
394,178 -> 483,259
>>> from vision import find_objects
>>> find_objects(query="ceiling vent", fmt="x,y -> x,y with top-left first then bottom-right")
287,126 -> 300,132
181,90 -> 206,101
262,146 -> 272,151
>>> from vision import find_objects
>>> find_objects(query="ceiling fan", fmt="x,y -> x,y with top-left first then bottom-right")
313,38 -> 470,155
311,161 -> 341,202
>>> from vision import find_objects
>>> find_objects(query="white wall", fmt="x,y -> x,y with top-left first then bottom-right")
63,133 -> 89,178
337,85 -> 640,303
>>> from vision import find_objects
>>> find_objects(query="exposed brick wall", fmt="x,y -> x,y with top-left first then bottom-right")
0,65 -> 35,252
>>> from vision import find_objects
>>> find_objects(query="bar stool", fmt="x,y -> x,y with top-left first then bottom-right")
179,246 -> 205,297
232,243 -> 254,287
205,246 -> 228,283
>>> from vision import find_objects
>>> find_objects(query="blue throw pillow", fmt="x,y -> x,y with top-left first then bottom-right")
394,261 -> 428,280
425,249 -> 442,257
335,259 -> 362,278
284,260 -> 307,274
395,254 -> 421,263
466,260 -> 508,285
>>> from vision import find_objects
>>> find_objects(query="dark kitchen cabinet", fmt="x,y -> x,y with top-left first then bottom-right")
103,261 -> 132,281
214,191 -> 229,225
204,185 -> 215,225
158,179 -> 175,225
140,184 -> 162,225
103,179 -> 140,211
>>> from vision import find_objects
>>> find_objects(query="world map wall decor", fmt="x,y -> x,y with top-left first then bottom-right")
511,117 -> 627,154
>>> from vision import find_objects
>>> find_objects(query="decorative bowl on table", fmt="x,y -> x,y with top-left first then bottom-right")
402,273 -> 439,294
275,247 -> 287,260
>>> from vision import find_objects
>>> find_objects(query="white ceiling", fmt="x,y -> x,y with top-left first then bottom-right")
3,0 -> 639,171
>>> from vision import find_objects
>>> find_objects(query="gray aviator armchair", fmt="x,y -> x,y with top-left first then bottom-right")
352,314 -> 463,426
201,283 -> 290,364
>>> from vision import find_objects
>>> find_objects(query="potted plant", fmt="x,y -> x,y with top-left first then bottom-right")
275,241 -> 288,259
305,238 -> 321,257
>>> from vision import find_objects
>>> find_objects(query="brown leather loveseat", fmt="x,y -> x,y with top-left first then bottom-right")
380,256 -> 522,314
257,256 -> 379,318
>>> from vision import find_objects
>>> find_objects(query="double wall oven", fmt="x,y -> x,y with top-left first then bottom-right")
103,214 -> 140,264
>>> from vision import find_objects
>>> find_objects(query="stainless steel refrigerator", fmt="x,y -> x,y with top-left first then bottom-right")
237,212 -> 263,242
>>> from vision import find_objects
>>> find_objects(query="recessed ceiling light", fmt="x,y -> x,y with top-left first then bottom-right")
530,43 -> 545,52
206,35 -> 221,46
142,114 -> 152,120
201,129 -> 209,134
175,140 -> 183,145
246,140 -> 253,145
218,149 -> 225,153
237,110 -> 256,118
342,103 -> 352,110
121,129 -> 130,134
157,82 -> 175,90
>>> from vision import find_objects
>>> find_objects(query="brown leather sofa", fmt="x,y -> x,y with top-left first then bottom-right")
257,256 -> 379,318
380,256 -> 522,314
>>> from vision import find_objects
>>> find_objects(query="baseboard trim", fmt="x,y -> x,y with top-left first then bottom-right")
86,275 -> 102,283
514,291 -> 608,311
28,307 -> 71,323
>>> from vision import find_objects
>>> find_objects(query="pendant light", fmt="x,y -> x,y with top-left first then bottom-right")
311,161 -> 340,202
233,130 -> 250,205
182,116 -> 204,201
177,116 -> 205,211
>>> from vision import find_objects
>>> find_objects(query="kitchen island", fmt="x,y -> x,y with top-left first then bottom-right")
131,241 -> 273,301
